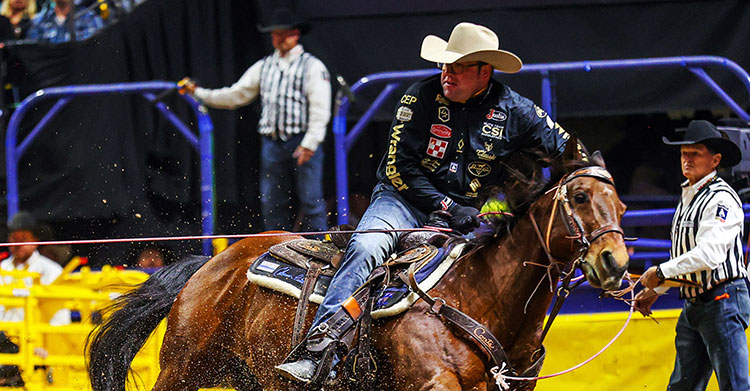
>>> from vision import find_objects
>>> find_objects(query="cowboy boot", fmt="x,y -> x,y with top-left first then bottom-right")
276,296 -> 362,385
275,356 -> 319,384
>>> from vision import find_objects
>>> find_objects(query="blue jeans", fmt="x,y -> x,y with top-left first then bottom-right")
259,134 -> 327,232
310,183 -> 428,329
668,279 -> 750,391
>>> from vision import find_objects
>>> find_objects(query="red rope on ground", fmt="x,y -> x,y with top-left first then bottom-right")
0,226 -> 454,247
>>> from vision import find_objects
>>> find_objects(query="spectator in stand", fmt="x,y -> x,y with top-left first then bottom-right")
26,0 -> 103,43
0,0 -> 36,39
0,211 -> 68,324
0,212 -> 62,286
136,246 -> 165,269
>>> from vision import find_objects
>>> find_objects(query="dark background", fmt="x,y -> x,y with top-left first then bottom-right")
1,0 -> 749,265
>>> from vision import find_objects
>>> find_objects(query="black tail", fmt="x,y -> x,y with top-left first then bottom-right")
86,255 -> 211,391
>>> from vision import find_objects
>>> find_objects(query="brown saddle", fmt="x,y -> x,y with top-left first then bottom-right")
269,230 -> 450,348
269,239 -> 342,277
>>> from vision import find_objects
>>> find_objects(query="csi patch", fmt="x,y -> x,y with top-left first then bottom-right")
438,106 -> 450,122
396,106 -> 413,122
486,109 -> 507,121
716,203 -> 729,222
426,137 -> 449,159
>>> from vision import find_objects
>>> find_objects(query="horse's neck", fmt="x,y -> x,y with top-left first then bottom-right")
437,208 -> 560,360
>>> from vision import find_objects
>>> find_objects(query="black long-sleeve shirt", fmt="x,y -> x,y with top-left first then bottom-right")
376,74 -> 571,215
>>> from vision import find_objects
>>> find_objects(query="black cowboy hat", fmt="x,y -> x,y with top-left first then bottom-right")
662,120 -> 742,168
257,7 -> 310,34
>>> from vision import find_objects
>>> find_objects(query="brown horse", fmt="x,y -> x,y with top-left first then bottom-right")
87,149 -> 629,391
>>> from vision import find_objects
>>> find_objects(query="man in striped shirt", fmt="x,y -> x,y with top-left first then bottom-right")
635,120 -> 750,391
182,8 -> 331,233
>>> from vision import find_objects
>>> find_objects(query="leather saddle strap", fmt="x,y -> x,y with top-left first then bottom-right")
353,294 -> 377,390
398,264 -> 516,377
291,260 -> 325,347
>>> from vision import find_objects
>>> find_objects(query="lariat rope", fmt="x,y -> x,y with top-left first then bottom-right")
492,277 -> 637,389
0,226 -> 453,248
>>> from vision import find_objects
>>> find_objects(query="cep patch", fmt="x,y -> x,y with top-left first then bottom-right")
716,204 -> 728,222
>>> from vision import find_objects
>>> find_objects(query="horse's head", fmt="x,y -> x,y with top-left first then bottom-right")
535,138 -> 629,291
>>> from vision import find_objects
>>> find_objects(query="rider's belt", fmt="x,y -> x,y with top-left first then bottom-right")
686,278 -> 737,304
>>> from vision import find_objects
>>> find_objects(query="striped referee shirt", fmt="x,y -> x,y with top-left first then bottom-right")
194,45 -> 331,152
659,170 -> 746,298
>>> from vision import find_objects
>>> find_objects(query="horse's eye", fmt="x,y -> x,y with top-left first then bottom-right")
573,193 -> 589,204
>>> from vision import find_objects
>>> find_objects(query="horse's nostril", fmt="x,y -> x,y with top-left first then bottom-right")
601,250 -> 626,276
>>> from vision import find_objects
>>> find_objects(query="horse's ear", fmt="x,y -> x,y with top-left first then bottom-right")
590,151 -> 607,169
561,134 -> 582,165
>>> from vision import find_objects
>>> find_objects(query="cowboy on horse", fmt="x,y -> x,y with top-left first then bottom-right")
87,21 -> 630,391
276,21 -> 589,384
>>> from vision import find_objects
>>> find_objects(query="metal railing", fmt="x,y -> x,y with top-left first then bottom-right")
333,56 -> 750,225
5,81 -> 216,255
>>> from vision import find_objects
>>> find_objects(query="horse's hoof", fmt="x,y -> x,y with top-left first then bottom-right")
275,358 -> 316,384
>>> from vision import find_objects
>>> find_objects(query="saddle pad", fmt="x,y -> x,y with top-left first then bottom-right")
371,243 -> 464,319
245,243 -> 465,319
246,253 -> 333,304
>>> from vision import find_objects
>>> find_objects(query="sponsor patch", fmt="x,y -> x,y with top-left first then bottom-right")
426,137 -> 448,159
716,204 -> 728,222
476,142 -> 496,161
435,94 -> 451,105
486,109 -> 507,121
430,124 -> 452,138
449,162 -> 458,173
257,260 -> 279,273
396,106 -> 413,122
438,106 -> 450,123
469,179 -> 482,192
546,116 -> 555,129
457,139 -> 464,153
400,95 -> 418,105
481,122 -> 504,140
680,221 -> 694,228
421,157 -> 441,172
440,196 -> 454,210
534,105 -> 547,118
465,191 -> 478,198
468,161 -> 492,177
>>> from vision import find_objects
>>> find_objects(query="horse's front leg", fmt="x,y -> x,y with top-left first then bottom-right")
377,305 -> 490,391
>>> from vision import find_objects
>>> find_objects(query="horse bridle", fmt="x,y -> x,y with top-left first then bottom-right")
544,165 -> 627,262
538,165 -> 629,343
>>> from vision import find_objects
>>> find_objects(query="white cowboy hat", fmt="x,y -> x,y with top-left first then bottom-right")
420,22 -> 523,74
